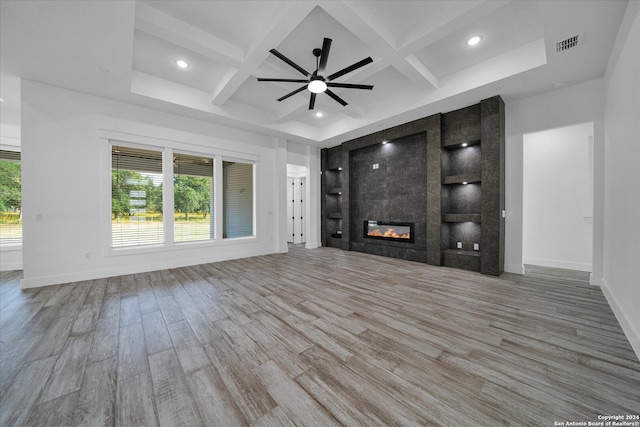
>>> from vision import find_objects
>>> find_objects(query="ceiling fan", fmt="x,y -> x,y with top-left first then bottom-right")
257,38 -> 373,110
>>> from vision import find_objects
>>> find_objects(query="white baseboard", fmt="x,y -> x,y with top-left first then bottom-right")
601,278 -> 640,361
504,263 -> 525,274
0,261 -> 23,272
522,257 -> 591,272
20,248 -> 275,289
589,273 -> 603,287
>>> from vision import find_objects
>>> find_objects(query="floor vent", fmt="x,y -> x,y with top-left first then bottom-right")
555,34 -> 581,53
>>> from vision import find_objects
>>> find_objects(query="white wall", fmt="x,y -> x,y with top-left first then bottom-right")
523,122 -> 593,271
287,141 -> 310,168
602,1 -> 640,357
505,78 -> 605,277
21,80 -> 283,288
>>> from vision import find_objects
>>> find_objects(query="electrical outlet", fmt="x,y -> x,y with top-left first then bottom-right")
372,163 -> 379,169
456,242 -> 462,249
474,243 -> 479,251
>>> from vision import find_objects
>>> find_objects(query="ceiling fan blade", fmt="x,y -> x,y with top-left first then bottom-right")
257,78 -> 310,83
309,93 -> 317,110
269,49 -> 310,77
326,57 -> 373,81
326,82 -> 374,90
318,38 -> 332,73
325,89 -> 348,106
277,85 -> 308,102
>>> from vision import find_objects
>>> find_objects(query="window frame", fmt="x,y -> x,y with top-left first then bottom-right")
103,135 -> 258,257
222,158 -> 256,240
173,150 -> 216,244
110,144 -> 165,249
0,146 -> 22,251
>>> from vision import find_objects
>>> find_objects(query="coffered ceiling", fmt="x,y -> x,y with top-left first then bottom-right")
0,1 -> 629,146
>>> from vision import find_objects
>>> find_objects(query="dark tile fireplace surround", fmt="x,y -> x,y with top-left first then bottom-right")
348,132 -> 427,262
321,96 -> 505,275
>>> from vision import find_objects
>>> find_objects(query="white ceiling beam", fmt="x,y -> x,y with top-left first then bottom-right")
135,2 -> 243,65
320,1 -> 397,55
320,1 -> 436,90
210,2 -> 317,106
404,54 -> 439,89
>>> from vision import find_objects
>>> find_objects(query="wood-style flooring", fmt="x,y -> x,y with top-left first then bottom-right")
1,246 -> 639,426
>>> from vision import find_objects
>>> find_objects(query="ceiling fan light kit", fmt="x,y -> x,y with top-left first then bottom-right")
257,37 -> 373,110
308,78 -> 327,94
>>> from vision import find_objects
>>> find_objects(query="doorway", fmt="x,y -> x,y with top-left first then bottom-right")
287,165 -> 307,244
523,122 -> 594,272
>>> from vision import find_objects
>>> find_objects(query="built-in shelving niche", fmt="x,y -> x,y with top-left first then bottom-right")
321,146 -> 343,248
439,97 -> 504,275
441,136 -> 482,271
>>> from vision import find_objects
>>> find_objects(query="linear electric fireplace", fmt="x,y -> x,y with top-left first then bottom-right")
364,220 -> 415,243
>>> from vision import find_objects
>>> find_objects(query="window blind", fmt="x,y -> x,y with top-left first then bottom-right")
111,145 -> 163,247
173,153 -> 214,242
222,161 -> 254,238
0,150 -> 20,162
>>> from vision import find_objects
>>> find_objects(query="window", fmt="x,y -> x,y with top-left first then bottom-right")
0,150 -> 21,246
223,160 -> 254,238
108,140 -> 257,251
173,153 -> 214,242
111,145 -> 163,247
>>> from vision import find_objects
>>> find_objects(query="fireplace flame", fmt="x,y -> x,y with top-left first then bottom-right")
367,228 -> 410,239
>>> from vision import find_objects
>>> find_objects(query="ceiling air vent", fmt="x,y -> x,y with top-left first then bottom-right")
555,34 -> 581,53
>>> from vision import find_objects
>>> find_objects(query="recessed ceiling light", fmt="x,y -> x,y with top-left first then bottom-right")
175,59 -> 189,69
315,111 -> 323,118
467,36 -> 482,46
0,97 -> 5,103
553,82 -> 564,88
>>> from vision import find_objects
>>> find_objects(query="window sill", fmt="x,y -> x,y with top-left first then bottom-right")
0,244 -> 22,252
106,235 -> 258,257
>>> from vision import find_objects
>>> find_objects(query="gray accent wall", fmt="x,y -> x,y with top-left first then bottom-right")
349,133 -> 428,262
